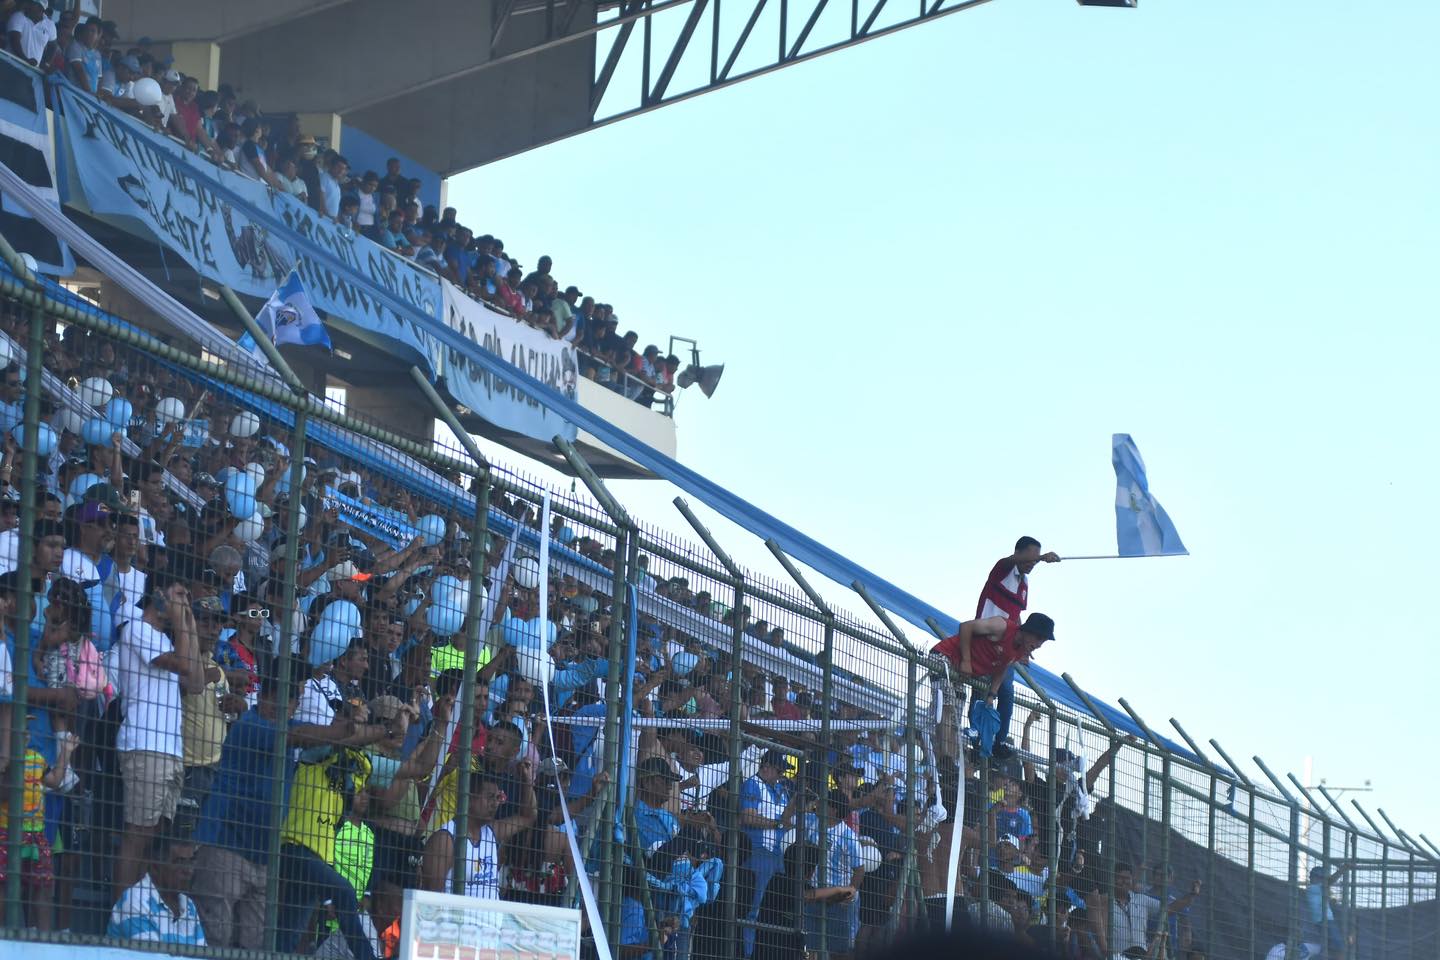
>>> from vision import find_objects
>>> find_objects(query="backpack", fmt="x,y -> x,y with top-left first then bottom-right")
63,636 -> 111,701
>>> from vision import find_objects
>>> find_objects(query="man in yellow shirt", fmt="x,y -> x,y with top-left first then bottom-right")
277,746 -> 375,960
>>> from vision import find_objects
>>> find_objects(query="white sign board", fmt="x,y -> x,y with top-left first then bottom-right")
399,888 -> 583,960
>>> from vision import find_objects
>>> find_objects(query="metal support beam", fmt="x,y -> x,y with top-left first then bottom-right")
1207,738 -> 1254,789
219,284 -> 308,396
1061,673 -> 1117,734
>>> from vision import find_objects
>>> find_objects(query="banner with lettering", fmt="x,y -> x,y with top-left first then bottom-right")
440,282 -> 579,441
323,485 -> 421,550
53,85 -> 577,444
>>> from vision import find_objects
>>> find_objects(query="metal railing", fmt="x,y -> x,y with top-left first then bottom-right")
0,263 -> 1434,960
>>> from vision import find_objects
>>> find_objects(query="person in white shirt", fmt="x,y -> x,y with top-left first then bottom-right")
6,0 -> 49,65
113,576 -> 206,902
1110,862 -> 1201,959
420,768 -> 536,899
317,155 -> 348,219
108,835 -> 207,946
156,69 -> 180,129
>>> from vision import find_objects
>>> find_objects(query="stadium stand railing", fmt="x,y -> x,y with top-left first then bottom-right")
0,254 -> 1435,960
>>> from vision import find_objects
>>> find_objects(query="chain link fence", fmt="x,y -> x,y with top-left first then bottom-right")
0,272 -> 1434,960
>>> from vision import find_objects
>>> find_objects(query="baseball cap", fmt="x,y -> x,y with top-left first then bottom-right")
76,501 -> 109,525
162,68 -> 181,83
329,560 -> 371,582
998,833 -> 1022,850
119,55 -> 140,72
759,749 -> 788,770
538,757 -> 569,779
636,757 -> 682,782
1019,612 -> 1056,642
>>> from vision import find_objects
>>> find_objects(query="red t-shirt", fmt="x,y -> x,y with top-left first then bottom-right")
976,557 -> 1027,621
447,719 -> 488,758
175,98 -> 201,143
932,619 -> 1020,680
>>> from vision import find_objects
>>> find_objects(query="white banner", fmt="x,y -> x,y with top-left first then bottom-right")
399,889 -> 582,960
440,284 -> 578,440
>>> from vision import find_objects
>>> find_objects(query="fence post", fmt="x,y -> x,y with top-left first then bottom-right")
1013,663 -> 1062,950
1170,720 -> 1218,959
409,371 -> 494,895
671,498 -> 744,960
852,581 -> 925,934
3,303 -> 44,930
555,436 -> 632,947
1120,700 -> 1172,958
766,540 -> 833,957
1353,803 -> 1393,957
1062,673 -> 1120,945
1316,785 -> 1370,960
1209,739 -> 1255,959
1256,757 -> 1303,960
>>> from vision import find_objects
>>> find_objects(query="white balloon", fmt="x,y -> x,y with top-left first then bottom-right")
155,396 -> 186,424
19,253 -> 36,276
230,411 -> 261,438
234,511 -> 265,542
78,377 -> 113,409
513,556 -> 541,590
858,840 -> 882,873
243,462 -> 266,486
515,646 -> 554,688
54,407 -> 85,436
132,77 -> 163,108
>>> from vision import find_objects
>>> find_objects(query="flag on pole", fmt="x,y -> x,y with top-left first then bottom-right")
1112,433 -> 1187,557
237,269 -> 332,358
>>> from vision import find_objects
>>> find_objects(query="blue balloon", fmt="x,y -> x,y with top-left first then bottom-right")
320,600 -> 362,631
224,470 -> 258,517
68,472 -> 102,504
308,618 -> 351,666
12,422 -> 57,457
501,611 -> 555,650
426,602 -> 464,637
103,397 -> 133,430
432,575 -> 466,603
402,596 -> 422,618
0,402 -> 21,434
557,526 -> 576,545
81,418 -> 112,446
417,514 -> 446,547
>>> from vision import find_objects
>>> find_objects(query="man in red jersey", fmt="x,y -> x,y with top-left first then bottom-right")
973,538 -> 1058,757
929,613 -> 1057,755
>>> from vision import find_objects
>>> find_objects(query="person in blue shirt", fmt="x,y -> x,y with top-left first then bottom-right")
189,662 -> 298,949
108,833 -> 207,947
65,21 -> 103,95
1304,862 -> 1352,956
739,750 -> 800,956
633,756 -> 681,855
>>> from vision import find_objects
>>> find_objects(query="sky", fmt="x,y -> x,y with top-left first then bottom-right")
447,1 -> 1440,838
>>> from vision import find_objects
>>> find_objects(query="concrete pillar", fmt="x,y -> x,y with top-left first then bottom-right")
170,41 -> 220,89
296,112 -> 343,152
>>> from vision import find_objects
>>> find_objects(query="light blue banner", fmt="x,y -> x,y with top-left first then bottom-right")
54,85 -> 576,444
56,87 -> 437,355
323,485 -> 420,550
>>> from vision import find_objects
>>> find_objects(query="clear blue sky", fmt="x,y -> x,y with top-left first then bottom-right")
449,1 -> 1440,837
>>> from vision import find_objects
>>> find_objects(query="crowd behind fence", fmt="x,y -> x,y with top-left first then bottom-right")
0,268 -> 1435,960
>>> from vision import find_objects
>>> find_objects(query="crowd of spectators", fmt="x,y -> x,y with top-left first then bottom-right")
0,290 -> 1226,960
5,0 -> 681,411
0,13 -> 1311,960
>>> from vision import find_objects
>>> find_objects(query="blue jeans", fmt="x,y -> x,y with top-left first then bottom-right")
743,848 -> 785,956
277,842 -> 376,960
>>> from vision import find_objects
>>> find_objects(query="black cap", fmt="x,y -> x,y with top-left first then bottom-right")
1018,612 -> 1056,642
759,749 -> 788,770
636,757 -> 682,782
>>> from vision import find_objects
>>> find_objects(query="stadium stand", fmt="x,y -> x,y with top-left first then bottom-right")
0,11 -> 1436,960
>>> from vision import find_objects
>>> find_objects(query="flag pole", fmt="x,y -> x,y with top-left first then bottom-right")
1060,553 -> 1188,560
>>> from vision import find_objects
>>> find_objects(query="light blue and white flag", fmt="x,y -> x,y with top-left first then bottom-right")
1112,433 -> 1187,557
238,269 -> 332,358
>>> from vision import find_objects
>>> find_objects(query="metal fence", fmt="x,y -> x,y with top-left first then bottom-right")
0,262 -> 1435,960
